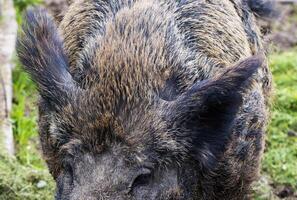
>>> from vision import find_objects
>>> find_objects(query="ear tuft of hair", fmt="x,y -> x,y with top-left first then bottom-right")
17,7 -> 74,107
216,55 -> 264,91
248,0 -> 278,18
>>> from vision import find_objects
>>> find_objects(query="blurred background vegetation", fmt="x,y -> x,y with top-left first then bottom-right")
0,0 -> 296,199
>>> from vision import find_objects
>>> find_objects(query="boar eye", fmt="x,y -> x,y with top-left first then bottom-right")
130,168 -> 152,189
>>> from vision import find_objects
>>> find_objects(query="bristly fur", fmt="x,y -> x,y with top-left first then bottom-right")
165,56 -> 264,170
17,8 -> 76,109
17,0 -> 272,199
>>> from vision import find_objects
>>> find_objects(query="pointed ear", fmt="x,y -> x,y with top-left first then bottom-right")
167,56 -> 264,169
16,7 -> 77,109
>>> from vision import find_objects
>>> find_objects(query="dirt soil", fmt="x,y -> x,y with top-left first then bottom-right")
261,4 -> 297,51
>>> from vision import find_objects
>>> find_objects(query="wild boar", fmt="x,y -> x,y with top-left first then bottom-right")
17,0 -> 275,199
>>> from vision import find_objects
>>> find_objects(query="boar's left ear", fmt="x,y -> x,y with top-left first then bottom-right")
166,56 -> 263,169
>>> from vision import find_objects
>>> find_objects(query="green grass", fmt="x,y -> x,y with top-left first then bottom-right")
0,155 -> 54,200
12,64 -> 40,166
0,63 -> 55,200
263,51 -> 297,187
0,63 -> 53,200
254,50 -> 297,199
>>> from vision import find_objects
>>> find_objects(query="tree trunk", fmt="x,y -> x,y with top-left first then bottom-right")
0,0 -> 17,156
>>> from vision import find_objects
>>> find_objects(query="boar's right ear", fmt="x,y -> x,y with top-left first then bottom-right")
17,7 -> 77,109
166,56 -> 263,169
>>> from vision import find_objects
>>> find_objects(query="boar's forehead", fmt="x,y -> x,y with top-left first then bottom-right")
49,96 -> 186,158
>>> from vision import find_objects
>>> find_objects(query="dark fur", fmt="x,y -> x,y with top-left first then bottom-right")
17,10 -> 75,109
17,1 -> 272,199
248,0 -> 278,18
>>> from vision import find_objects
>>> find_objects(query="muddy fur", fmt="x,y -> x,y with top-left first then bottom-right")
17,0 -> 273,199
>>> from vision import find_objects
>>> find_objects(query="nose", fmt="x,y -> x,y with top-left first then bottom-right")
66,191 -> 130,200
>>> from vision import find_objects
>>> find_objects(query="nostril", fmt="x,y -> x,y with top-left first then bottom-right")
128,168 -> 152,192
132,173 -> 151,187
